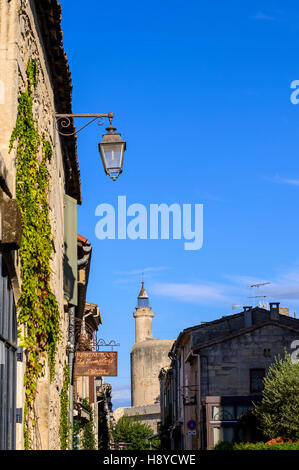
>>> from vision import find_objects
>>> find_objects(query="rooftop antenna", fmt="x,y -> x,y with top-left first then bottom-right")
249,282 -> 271,307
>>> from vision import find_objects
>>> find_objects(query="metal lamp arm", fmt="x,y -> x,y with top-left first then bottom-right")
55,112 -> 114,137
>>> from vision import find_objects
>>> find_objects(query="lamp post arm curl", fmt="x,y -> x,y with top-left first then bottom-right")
55,112 -> 114,137
55,111 -> 126,181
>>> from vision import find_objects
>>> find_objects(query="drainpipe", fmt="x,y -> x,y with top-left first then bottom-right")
77,245 -> 91,268
168,351 -> 177,450
82,308 -> 101,335
189,350 -> 201,450
82,311 -> 93,336
200,354 -> 209,449
172,363 -> 177,451
67,244 -> 92,448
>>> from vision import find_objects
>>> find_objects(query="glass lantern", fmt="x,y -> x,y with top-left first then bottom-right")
98,124 -> 126,181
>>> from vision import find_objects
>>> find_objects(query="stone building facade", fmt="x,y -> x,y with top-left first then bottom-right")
159,303 -> 299,450
0,0 -> 81,449
113,403 -> 161,435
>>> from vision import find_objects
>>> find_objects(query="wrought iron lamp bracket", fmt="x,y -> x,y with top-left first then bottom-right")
55,112 -> 114,137
96,338 -> 120,351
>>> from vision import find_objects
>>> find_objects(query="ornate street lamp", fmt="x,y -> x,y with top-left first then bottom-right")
98,119 -> 126,182
55,111 -> 126,181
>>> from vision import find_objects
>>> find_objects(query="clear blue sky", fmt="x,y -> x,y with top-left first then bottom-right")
60,0 -> 299,408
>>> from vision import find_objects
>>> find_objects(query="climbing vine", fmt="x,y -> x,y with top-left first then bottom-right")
59,363 -> 71,449
9,59 -> 61,449
80,398 -> 97,450
72,418 -> 82,450
72,399 -> 96,450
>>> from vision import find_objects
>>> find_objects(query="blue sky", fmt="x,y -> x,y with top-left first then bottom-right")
60,0 -> 299,408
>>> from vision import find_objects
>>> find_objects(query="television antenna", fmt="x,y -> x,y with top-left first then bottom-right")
249,282 -> 271,306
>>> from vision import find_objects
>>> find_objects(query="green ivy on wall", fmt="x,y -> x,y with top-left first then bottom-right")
72,399 -> 97,450
9,59 -> 61,449
72,418 -> 82,451
60,363 -> 71,449
80,398 -> 97,450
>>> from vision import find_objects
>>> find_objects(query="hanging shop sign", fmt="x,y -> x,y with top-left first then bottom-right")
74,351 -> 117,377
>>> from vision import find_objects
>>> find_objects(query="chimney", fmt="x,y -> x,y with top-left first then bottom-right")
279,307 -> 289,317
243,306 -> 253,328
269,302 -> 280,320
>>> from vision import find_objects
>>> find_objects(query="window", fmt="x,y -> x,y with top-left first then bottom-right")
236,405 -> 253,419
0,253 -> 17,450
213,426 -> 235,445
212,406 -> 235,421
250,369 -> 265,393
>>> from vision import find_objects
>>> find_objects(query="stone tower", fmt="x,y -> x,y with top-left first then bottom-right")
131,282 -> 174,407
134,281 -> 154,343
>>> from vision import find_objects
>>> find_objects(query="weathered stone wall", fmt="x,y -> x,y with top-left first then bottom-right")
114,404 -> 161,433
134,306 -> 154,343
200,324 -> 299,397
131,339 -> 174,407
191,309 -> 298,348
191,315 -> 245,347
0,0 -> 68,449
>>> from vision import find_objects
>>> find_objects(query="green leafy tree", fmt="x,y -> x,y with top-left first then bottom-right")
254,351 -> 299,439
113,415 -> 159,450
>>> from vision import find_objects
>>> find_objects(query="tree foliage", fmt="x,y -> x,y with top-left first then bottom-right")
113,415 -> 159,450
254,351 -> 299,439
213,440 -> 299,450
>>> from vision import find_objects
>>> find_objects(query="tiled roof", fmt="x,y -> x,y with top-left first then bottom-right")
190,320 -> 299,357
77,234 -> 88,244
